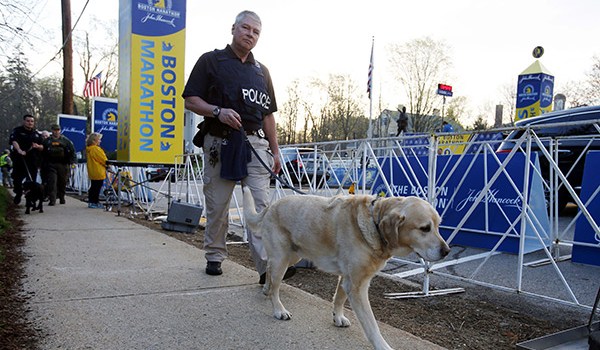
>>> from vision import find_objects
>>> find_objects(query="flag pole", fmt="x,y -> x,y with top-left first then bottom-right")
367,36 -> 374,139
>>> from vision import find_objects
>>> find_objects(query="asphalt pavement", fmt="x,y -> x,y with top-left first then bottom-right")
19,195 -> 444,350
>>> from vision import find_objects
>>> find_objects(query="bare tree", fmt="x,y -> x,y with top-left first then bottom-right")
388,37 -> 452,132
279,80 -> 301,145
557,56 -> 600,108
445,95 -> 469,129
583,55 -> 600,104
76,23 -> 119,116
0,1 -> 33,61
498,82 -> 516,123
317,74 -> 368,142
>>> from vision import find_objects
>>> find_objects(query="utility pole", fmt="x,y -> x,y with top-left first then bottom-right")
61,0 -> 74,115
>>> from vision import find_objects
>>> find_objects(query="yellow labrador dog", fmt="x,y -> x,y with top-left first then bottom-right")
243,187 -> 450,350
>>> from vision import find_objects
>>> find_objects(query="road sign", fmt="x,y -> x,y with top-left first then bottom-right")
437,83 -> 453,97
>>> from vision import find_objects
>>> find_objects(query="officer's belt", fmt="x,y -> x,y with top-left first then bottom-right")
245,128 -> 265,138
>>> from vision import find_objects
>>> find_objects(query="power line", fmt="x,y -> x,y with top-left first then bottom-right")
32,0 -> 91,78
0,0 -> 91,105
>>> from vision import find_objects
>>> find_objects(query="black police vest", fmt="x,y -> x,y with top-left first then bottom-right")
212,51 -> 271,131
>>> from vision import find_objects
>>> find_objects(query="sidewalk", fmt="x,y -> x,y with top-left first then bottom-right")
20,196 -> 445,350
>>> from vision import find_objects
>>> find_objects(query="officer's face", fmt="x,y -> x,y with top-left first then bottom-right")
232,16 -> 261,52
23,117 -> 35,130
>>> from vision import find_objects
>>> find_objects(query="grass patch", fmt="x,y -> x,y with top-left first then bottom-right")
0,186 -> 10,233
0,186 -> 9,261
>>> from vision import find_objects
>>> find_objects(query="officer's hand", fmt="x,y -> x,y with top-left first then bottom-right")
272,155 -> 281,175
217,108 -> 242,130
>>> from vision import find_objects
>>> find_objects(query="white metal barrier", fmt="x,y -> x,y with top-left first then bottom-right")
67,120 -> 599,308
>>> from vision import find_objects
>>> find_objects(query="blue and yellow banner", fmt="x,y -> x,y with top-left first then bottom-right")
118,0 -> 186,164
515,60 -> 554,122
92,97 -> 118,154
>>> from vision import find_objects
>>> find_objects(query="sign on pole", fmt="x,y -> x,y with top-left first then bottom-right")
437,83 -> 453,97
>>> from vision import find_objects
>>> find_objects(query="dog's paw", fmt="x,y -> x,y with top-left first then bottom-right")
333,314 -> 351,327
274,309 -> 292,321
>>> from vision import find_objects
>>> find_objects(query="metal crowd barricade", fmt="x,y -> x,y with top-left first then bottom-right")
67,120 -> 599,309
270,122 -> 599,309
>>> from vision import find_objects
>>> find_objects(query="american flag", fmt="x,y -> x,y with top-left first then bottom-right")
367,38 -> 374,99
83,72 -> 102,97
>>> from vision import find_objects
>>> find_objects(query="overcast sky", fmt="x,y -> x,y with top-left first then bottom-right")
21,0 -> 600,124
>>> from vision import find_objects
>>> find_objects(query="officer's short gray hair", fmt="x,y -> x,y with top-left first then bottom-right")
235,10 -> 261,26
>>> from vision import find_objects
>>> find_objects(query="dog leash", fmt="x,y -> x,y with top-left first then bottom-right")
21,153 -> 35,182
240,127 -> 308,195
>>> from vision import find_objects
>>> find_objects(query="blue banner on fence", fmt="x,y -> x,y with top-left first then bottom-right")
572,151 -> 600,266
371,152 -> 550,254
92,97 -> 118,155
58,114 -> 87,156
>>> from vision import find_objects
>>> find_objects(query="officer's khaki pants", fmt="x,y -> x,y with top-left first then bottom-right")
202,133 -> 273,275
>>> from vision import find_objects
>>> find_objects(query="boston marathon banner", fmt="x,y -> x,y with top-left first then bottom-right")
58,114 -> 87,156
118,0 -> 186,164
515,60 -> 554,122
92,97 -> 118,155
371,152 -> 550,254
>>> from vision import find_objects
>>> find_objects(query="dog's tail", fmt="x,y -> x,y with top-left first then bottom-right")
242,185 -> 267,232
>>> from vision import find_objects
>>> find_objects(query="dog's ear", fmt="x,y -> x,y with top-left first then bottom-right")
375,198 -> 406,247
379,211 -> 405,243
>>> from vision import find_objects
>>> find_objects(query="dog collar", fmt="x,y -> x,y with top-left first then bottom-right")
370,198 -> 388,248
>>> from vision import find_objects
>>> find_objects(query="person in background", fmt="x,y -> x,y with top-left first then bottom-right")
442,121 -> 455,132
0,149 -> 13,188
9,114 -> 43,204
396,106 -> 408,136
182,10 -> 295,284
39,130 -> 51,199
85,133 -> 107,209
42,124 -> 76,206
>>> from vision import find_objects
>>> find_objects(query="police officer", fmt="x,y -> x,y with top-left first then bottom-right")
182,10 -> 295,283
9,114 -> 43,204
42,124 -> 76,205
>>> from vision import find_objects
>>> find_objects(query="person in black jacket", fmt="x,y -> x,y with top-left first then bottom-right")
42,124 -> 76,205
9,114 -> 43,205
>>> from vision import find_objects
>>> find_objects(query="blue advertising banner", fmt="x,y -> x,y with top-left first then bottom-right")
572,151 -> 600,266
92,97 -> 118,154
371,152 -> 550,254
58,114 -> 87,156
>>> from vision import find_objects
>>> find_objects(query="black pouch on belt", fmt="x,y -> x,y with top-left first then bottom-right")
192,121 -> 207,148
220,129 -> 251,181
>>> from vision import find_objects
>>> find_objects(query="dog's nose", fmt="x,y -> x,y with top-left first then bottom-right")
441,244 -> 451,258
